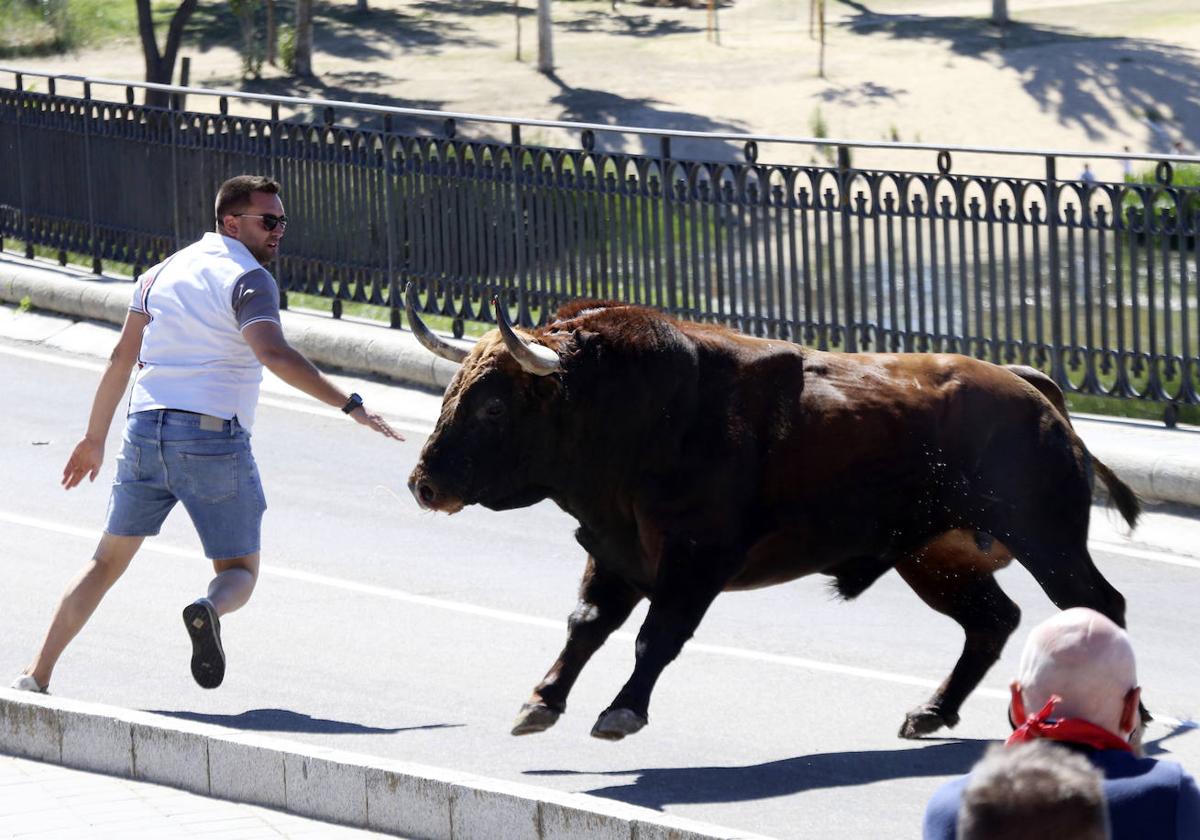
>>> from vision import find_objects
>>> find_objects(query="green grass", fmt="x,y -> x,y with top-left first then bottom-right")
0,0 -> 219,58
1067,393 -> 1198,425
271,290 -> 499,338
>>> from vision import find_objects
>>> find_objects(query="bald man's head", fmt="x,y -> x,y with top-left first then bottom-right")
1015,608 -> 1139,736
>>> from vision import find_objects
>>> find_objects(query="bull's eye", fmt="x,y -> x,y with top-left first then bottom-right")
484,399 -> 506,419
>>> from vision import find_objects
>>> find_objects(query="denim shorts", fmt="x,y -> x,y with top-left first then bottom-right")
105,410 -> 267,560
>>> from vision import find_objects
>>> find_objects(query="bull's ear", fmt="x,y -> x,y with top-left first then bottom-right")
532,375 -> 562,401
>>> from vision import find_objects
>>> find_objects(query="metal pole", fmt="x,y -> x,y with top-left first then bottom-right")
170,93 -> 182,251
14,73 -> 33,259
82,81 -> 100,273
1046,155 -> 1064,386
838,144 -> 857,352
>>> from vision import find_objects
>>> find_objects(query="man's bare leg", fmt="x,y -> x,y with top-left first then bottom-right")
23,533 -> 144,689
183,552 -> 259,689
206,552 -> 260,616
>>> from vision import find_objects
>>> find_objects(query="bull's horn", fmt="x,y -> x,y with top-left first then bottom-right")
404,283 -> 468,365
494,297 -> 560,376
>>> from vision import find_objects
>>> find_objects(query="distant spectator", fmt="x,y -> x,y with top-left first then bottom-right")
1122,147 -> 1134,181
923,608 -> 1200,839
1173,140 -> 1187,156
1080,163 -> 1097,184
958,740 -> 1109,840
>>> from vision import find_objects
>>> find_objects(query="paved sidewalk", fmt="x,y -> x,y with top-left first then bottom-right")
0,753 -> 399,840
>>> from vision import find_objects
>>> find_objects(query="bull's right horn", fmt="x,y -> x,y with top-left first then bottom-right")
494,297 -> 561,376
404,283 -> 468,365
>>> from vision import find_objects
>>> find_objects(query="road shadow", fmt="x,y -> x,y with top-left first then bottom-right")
180,0 -> 494,59
817,80 -> 908,108
560,10 -> 703,38
526,739 -> 989,809
218,72 -> 448,132
146,707 -> 463,736
413,0 -> 533,17
542,71 -> 750,161
834,0 -> 1200,151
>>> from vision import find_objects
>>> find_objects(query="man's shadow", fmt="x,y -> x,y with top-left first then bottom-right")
145,707 -> 462,736
527,739 -> 989,810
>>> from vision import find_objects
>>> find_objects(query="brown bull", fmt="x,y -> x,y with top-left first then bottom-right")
405,286 -> 1139,741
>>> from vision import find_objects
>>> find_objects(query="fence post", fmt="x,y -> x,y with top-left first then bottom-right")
838,144 -> 857,352
512,123 -> 529,325
82,82 -> 100,274
169,89 -> 182,251
661,135 -> 676,314
382,115 -> 399,328
14,73 -> 33,259
1045,155 -> 1064,386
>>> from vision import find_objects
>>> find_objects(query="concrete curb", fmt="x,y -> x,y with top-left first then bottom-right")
0,255 -> 463,394
1,252 -> 1197,512
0,690 -> 772,840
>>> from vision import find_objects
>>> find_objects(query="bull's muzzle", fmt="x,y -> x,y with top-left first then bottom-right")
407,469 -> 465,514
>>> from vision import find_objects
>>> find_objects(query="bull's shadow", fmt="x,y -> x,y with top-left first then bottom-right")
527,739 -> 988,809
145,707 -> 462,736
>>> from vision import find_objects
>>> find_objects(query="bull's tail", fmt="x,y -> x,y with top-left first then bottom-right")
1004,365 -> 1141,530
1092,459 -> 1141,530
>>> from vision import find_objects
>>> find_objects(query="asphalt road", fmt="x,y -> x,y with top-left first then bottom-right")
1,335 -> 1198,840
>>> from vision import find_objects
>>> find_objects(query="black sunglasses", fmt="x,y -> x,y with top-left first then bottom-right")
232,213 -> 289,231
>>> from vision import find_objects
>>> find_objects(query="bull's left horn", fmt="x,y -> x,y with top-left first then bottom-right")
494,297 -> 560,376
404,283 -> 468,365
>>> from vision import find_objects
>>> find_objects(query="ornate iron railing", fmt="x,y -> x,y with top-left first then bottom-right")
1,68 -> 1198,405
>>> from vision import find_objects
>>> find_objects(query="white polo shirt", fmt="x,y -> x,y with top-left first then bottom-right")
128,232 -> 281,431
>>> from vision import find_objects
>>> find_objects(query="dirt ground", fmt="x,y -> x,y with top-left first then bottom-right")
5,0 -> 1199,178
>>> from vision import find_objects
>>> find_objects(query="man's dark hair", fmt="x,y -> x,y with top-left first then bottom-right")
214,175 -> 281,229
958,741 -> 1109,840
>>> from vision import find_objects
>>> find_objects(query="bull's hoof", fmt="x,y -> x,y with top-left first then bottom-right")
899,705 -> 960,739
590,708 -> 647,741
511,703 -> 561,736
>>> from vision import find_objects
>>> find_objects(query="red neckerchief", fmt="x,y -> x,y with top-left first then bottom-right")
1006,695 -> 1133,753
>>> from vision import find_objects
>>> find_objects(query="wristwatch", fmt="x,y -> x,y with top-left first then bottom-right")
341,392 -> 364,414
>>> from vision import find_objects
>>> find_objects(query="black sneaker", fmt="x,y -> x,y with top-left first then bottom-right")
182,599 -> 225,689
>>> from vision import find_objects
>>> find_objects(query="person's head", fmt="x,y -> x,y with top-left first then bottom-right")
214,175 -> 285,266
958,740 -> 1109,840
1011,608 -> 1140,739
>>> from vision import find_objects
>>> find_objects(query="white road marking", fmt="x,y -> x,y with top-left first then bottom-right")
0,343 -> 432,435
0,343 -> 104,373
0,507 -> 1194,730
1092,540 -> 1200,571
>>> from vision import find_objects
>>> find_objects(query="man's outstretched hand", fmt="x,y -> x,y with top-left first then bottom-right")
62,438 -> 104,489
351,407 -> 405,441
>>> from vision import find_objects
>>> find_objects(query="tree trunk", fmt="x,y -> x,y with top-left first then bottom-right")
536,0 -> 553,74
136,0 -> 199,108
818,0 -> 826,78
266,0 -> 277,66
294,0 -> 314,77
514,0 -> 521,61
357,0 -> 368,10
992,0 -> 1008,23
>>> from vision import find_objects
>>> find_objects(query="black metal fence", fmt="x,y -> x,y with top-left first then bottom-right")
1,69 -> 1198,406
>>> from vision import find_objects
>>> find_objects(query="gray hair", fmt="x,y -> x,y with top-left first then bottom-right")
958,741 -> 1109,840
